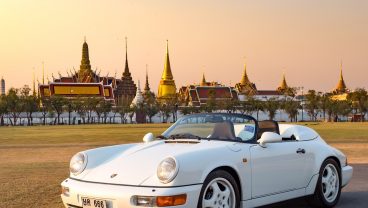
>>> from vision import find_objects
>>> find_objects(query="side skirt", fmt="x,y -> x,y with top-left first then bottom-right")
242,188 -> 306,208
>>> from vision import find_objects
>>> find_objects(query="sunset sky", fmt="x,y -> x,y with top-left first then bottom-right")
0,0 -> 367,93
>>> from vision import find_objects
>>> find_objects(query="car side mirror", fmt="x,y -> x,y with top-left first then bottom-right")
258,132 -> 282,147
143,133 -> 155,143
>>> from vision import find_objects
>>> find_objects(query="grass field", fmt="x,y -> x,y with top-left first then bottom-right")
0,122 -> 367,208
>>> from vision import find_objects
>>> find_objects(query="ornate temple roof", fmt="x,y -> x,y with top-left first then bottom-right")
234,63 -> 257,95
115,37 -> 137,104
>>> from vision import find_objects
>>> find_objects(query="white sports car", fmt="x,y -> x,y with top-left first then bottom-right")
61,113 -> 353,208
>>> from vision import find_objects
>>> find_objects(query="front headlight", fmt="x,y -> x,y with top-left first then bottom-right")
69,152 -> 88,176
157,157 -> 179,184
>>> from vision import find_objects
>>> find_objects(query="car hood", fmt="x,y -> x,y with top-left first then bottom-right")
77,139 -> 229,186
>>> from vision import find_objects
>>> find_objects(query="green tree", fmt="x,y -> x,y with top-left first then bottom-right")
202,89 -> 217,113
158,103 -> 171,123
219,99 -> 238,113
283,99 -> 300,122
305,90 -> 321,121
6,88 -> 24,125
114,96 -> 132,124
319,93 -> 332,121
96,100 -> 112,124
40,97 -> 52,125
20,85 -> 39,126
262,97 -> 280,120
85,96 -> 101,123
64,99 -> 75,125
0,95 -> 7,126
348,88 -> 368,121
50,95 -> 67,124
144,96 -> 159,123
336,100 -> 352,121
74,97 -> 87,124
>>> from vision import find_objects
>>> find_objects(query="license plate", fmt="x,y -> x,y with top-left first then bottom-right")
82,197 -> 107,208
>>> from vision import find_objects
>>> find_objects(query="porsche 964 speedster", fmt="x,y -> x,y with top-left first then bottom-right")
61,113 -> 353,208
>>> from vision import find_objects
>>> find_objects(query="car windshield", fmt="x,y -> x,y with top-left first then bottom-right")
162,113 -> 257,142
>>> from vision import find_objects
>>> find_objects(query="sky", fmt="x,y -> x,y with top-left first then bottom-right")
0,0 -> 367,94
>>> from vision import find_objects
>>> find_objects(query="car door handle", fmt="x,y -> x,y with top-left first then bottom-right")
296,148 -> 306,154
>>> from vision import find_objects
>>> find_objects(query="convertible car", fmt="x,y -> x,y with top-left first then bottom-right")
61,113 -> 353,208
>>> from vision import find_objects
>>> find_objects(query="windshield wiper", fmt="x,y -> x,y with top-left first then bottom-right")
168,133 -> 203,140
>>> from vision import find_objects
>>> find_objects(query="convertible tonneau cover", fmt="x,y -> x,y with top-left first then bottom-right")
279,124 -> 319,141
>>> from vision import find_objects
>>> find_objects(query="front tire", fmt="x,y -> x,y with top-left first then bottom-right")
197,170 -> 240,208
309,159 -> 341,207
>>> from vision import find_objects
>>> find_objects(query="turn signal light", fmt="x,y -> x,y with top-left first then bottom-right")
61,186 -> 70,197
156,194 -> 187,207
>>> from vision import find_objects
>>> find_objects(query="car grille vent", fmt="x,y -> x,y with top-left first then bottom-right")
164,140 -> 200,144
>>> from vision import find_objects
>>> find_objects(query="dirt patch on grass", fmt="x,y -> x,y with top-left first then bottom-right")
331,143 -> 368,164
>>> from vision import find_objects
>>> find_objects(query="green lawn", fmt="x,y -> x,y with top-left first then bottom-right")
0,123 -> 367,208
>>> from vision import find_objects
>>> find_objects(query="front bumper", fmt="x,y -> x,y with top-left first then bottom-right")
61,178 -> 202,208
341,165 -> 353,188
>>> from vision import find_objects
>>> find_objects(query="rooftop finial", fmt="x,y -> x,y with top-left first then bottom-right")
340,60 -> 343,79
166,39 -> 169,54
144,64 -> 151,92
84,36 -> 86,42
123,36 -> 131,77
42,61 -> 45,85
125,36 -> 128,51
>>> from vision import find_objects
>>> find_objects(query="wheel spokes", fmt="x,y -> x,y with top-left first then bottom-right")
203,196 -> 216,207
202,178 -> 235,208
321,164 -> 340,203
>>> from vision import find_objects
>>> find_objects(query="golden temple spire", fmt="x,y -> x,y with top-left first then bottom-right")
278,72 -> 288,90
335,61 -> 347,93
200,73 -> 207,86
157,40 -> 176,101
161,40 -> 173,80
240,63 -> 250,85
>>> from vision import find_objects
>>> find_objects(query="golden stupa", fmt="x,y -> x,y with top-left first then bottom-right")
277,73 -> 288,92
240,63 -> 251,86
157,40 -> 177,102
333,62 -> 347,94
234,63 -> 257,95
200,73 -> 207,86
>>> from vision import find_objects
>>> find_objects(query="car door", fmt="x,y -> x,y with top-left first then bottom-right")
250,141 -> 309,198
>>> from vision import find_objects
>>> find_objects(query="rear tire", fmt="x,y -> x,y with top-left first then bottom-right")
309,159 -> 341,207
197,170 -> 240,208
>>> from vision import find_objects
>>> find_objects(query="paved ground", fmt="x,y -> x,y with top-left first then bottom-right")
262,164 -> 368,208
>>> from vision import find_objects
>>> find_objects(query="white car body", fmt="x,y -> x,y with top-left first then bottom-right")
61,114 -> 353,208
